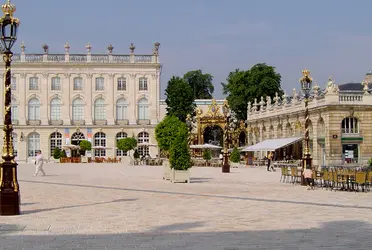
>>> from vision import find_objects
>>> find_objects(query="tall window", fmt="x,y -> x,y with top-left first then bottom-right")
94,98 -> 106,120
138,131 -> 150,157
50,98 -> 61,121
116,132 -> 128,156
51,77 -> 61,90
139,77 -> 148,91
94,132 -> 106,157
28,132 -> 40,157
95,77 -> 104,91
50,132 -> 62,157
12,133 -> 17,157
11,77 -> 16,90
28,98 -> 40,120
73,77 -> 83,90
71,132 -> 85,145
29,77 -> 38,90
116,98 -> 128,120
72,98 -> 84,121
117,77 -> 126,91
341,117 -> 359,134
11,98 -> 18,122
138,98 -> 149,120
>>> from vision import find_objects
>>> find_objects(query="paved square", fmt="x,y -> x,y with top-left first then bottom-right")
0,163 -> 372,249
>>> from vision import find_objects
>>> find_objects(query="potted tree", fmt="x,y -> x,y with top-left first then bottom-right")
230,147 -> 241,168
133,149 -> 140,165
53,147 -> 62,163
117,137 -> 137,164
60,150 -> 67,163
156,115 -> 188,180
169,130 -> 192,183
203,149 -> 212,166
79,140 -> 91,163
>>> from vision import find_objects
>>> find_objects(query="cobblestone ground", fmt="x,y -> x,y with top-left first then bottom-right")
0,163 -> 372,249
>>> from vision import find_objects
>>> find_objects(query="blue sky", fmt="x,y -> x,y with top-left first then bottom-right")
11,0 -> 372,98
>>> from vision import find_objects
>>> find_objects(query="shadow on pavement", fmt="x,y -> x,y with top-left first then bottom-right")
0,220 -> 371,249
21,179 -> 372,211
190,177 -> 213,183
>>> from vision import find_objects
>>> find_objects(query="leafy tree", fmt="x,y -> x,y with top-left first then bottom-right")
133,149 -> 140,159
117,137 -> 137,155
184,70 -> 214,99
230,147 -> 241,163
53,147 -> 62,159
155,115 -> 188,152
60,150 -> 67,158
203,149 -> 212,163
165,76 -> 195,122
169,130 -> 192,171
79,140 -> 91,156
222,63 -> 283,121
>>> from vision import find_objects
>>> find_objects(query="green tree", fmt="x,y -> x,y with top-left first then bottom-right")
203,149 -> 212,163
184,70 -> 214,99
230,147 -> 241,163
165,76 -> 195,122
133,149 -> 140,159
79,140 -> 92,156
222,63 -> 283,121
155,115 -> 188,152
169,130 -> 192,171
117,137 -> 137,155
53,147 -> 62,159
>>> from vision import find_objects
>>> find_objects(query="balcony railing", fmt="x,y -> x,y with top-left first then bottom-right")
49,120 -> 63,125
71,120 -> 85,125
115,119 -> 129,125
339,94 -> 363,102
27,120 -> 41,125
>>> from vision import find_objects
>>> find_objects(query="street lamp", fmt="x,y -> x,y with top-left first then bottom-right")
222,101 -> 231,173
0,0 -> 20,216
299,69 -> 313,186
185,114 -> 193,145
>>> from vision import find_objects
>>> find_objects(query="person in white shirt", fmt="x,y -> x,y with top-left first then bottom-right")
34,150 -> 46,176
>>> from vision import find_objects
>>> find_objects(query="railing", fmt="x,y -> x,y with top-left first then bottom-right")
339,94 -> 363,102
135,55 -> 152,63
47,54 -> 65,62
24,54 -> 43,62
70,54 -> 87,62
91,55 -> 109,63
112,55 -> 130,63
341,128 -> 359,134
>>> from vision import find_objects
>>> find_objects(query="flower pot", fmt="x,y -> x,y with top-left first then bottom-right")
81,156 -> 88,163
231,162 -> 240,168
171,168 -> 190,183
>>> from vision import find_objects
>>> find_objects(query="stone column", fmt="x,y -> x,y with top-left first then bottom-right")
40,73 -> 49,125
62,73 -> 71,125
106,74 -> 115,125
85,73 -> 93,125
129,73 -> 137,125
311,118 -> 319,166
19,73 -> 27,125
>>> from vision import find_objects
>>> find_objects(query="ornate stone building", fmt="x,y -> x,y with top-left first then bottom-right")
247,74 -> 372,166
1,42 -> 162,162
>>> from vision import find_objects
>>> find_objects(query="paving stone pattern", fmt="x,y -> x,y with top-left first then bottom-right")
0,163 -> 371,249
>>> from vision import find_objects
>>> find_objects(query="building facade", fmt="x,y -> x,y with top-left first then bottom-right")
0,42 -> 162,162
247,74 -> 372,166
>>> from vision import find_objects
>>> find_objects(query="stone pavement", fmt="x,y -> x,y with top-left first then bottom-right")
0,163 -> 372,249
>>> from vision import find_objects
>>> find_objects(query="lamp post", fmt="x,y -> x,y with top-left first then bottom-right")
185,114 -> 193,144
0,0 -> 20,216
299,69 -> 313,186
222,101 -> 231,173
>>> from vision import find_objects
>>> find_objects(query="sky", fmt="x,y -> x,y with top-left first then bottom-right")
10,0 -> 372,98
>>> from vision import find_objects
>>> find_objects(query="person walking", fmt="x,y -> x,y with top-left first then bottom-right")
303,168 -> 314,190
34,150 -> 46,176
267,151 -> 275,172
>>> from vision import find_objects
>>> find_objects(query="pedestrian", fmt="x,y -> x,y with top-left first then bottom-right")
303,168 -> 314,190
34,150 -> 46,176
267,151 -> 275,172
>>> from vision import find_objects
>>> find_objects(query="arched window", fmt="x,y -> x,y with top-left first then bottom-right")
28,132 -> 40,157
138,132 -> 149,157
94,98 -> 106,120
116,98 -> 128,121
94,132 -> 106,157
12,133 -> 17,157
117,77 -> 126,91
341,117 -> 359,134
29,77 -> 38,90
11,97 -> 18,122
73,77 -> 83,90
28,98 -> 40,120
138,98 -> 149,120
95,77 -> 104,91
139,77 -> 148,91
71,132 -> 85,145
50,132 -> 62,156
51,77 -> 61,90
72,98 -> 84,121
116,132 -> 128,156
50,98 -> 61,121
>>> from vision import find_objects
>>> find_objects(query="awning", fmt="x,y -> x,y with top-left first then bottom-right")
241,137 -> 302,152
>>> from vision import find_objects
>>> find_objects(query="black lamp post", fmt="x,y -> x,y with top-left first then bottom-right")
299,69 -> 313,186
222,101 -> 231,173
0,0 -> 20,216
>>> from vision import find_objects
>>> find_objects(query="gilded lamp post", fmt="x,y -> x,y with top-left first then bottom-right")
222,101 -> 231,173
299,69 -> 313,186
0,0 -> 20,216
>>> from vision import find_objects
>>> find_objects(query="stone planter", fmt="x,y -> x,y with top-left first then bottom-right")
53,158 -> 60,163
163,163 -> 172,180
81,156 -> 88,163
171,168 -> 190,183
231,162 -> 240,168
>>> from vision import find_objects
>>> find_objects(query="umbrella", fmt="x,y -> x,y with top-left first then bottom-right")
137,143 -> 157,147
190,144 -> 222,149
62,145 -> 80,150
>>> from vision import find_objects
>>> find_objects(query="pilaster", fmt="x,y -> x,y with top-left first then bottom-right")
86,73 -> 93,125
106,74 -> 115,125
129,74 -> 137,125
40,73 -> 49,125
